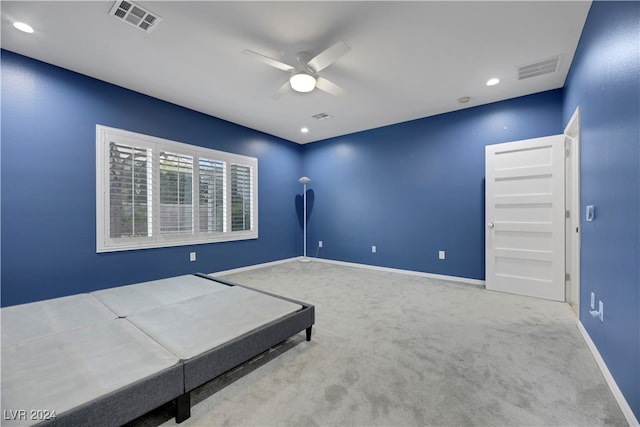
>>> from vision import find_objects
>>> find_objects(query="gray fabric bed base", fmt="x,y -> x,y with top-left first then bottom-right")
175,275 -> 315,422
3,274 -> 314,426
38,364 -> 183,427
183,294 -> 314,391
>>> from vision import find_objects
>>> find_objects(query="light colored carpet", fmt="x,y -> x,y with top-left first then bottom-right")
133,260 -> 627,427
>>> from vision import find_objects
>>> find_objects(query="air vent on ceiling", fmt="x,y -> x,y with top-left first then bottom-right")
312,113 -> 333,121
517,56 -> 561,80
109,1 -> 161,32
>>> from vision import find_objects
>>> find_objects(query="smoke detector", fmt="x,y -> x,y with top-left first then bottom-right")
110,1 -> 161,32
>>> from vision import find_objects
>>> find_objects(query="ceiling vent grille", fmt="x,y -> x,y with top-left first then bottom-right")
109,1 -> 161,32
312,113 -> 333,121
517,56 -> 561,80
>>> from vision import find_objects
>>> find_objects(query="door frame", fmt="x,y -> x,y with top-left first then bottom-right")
564,106 -> 581,312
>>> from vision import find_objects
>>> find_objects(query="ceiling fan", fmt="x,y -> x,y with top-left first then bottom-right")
242,41 -> 351,97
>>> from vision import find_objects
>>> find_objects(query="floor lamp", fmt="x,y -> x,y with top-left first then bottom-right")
299,176 -> 311,262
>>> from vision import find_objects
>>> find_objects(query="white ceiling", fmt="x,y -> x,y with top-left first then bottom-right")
1,1 -> 592,144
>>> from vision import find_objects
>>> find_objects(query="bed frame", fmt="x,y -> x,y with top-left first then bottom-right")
171,274 -> 315,422
0,274 -> 314,426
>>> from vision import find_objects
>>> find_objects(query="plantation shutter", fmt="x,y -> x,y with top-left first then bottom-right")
159,151 -> 194,234
98,125 -> 257,252
108,142 -> 152,238
198,158 -> 226,232
230,164 -> 252,231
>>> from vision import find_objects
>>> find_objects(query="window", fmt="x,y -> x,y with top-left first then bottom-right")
96,125 -> 257,252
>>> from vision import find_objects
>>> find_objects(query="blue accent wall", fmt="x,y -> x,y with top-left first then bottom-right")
2,3 -> 638,417
1,50 -> 303,306
302,90 -> 563,279
563,1 -> 640,419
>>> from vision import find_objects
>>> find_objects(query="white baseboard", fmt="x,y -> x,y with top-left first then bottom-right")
311,257 -> 485,287
577,320 -> 639,427
211,256 -> 484,287
210,257 -> 299,276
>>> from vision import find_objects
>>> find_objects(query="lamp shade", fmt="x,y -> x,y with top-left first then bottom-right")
290,73 -> 316,93
298,176 -> 311,184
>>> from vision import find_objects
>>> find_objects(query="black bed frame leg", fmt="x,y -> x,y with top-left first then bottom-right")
305,326 -> 312,341
175,392 -> 191,423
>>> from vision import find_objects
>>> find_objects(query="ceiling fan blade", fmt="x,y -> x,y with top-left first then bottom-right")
307,41 -> 351,73
242,49 -> 295,72
315,77 -> 346,96
272,80 -> 291,99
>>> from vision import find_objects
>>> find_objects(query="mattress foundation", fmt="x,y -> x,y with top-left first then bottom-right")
1,274 -> 314,426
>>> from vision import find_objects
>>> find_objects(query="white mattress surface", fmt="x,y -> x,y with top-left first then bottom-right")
92,274 -> 229,316
1,294 -> 116,347
127,286 -> 302,360
1,319 -> 180,425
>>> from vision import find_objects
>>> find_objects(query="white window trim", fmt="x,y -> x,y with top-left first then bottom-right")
96,125 -> 258,252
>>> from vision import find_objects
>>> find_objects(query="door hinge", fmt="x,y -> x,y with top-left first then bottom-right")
565,273 -> 571,281
565,148 -> 570,158
565,210 -> 570,219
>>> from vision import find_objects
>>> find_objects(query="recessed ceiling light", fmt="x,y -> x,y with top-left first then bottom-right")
486,78 -> 500,86
301,127 -> 309,134
13,22 -> 34,33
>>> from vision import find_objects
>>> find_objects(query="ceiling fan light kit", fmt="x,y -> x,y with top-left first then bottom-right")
290,73 -> 317,93
243,41 -> 351,97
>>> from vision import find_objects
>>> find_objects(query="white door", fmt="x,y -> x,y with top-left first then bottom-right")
485,135 -> 565,301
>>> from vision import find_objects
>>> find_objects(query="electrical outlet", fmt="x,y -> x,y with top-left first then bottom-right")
439,250 -> 445,260
598,301 -> 604,322
590,292 -> 595,310
372,245 -> 376,253
318,241 -> 323,248
189,252 -> 196,262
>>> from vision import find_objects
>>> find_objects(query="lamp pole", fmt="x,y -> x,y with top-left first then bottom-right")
299,176 -> 311,262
